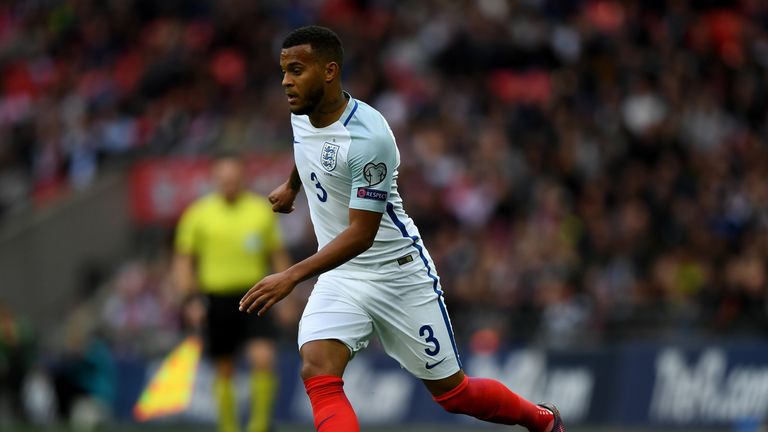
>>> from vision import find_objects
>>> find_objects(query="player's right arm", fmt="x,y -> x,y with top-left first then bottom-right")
264,204 -> 292,273
269,165 -> 302,213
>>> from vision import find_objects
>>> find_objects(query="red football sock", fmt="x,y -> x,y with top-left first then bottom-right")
434,375 -> 554,432
303,375 -> 359,432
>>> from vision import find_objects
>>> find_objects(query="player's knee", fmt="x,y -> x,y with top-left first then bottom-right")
299,357 -> 335,380
299,340 -> 349,380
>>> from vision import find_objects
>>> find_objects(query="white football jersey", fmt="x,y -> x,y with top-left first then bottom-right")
291,93 -> 429,276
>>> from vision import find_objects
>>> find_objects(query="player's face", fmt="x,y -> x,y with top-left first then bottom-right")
212,158 -> 245,199
280,44 -> 326,115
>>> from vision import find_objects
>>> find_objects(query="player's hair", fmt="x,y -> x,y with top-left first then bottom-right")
282,25 -> 343,68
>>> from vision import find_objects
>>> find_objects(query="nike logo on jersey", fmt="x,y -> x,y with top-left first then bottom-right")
425,357 -> 446,370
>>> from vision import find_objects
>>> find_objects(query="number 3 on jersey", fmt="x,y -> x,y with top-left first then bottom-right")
310,172 -> 327,202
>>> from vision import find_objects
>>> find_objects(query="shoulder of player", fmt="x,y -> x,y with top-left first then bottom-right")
344,99 -> 387,128
344,101 -> 394,148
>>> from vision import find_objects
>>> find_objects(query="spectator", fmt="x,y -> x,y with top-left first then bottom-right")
0,301 -> 35,424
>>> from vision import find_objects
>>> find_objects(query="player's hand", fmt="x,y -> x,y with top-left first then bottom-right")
268,182 -> 298,213
239,271 -> 298,316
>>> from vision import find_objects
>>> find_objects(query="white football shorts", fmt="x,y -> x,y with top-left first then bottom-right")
297,251 -> 462,380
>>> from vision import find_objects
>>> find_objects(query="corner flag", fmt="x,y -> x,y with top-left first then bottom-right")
133,336 -> 202,421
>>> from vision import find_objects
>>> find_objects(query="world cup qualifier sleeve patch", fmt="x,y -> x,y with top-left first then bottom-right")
363,162 -> 387,186
356,187 -> 388,201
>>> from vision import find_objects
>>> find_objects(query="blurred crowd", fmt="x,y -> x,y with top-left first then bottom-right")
1,1 -> 767,415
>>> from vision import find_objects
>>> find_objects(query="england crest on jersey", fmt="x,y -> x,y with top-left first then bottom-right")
321,142 -> 339,172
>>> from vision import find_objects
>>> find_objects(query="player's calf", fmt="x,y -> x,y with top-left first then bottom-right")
433,375 -> 559,432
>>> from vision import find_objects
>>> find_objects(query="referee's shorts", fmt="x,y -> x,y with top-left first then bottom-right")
203,290 -> 279,358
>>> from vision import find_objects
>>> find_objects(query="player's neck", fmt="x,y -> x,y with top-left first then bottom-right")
308,90 -> 348,128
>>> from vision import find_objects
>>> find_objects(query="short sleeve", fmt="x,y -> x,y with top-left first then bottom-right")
347,129 -> 397,213
175,206 -> 199,255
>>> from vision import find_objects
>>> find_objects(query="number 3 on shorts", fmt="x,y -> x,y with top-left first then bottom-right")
419,324 -> 441,356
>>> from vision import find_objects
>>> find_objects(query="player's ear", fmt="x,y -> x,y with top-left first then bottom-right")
324,62 -> 340,83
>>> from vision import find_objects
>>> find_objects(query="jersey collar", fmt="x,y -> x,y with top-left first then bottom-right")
339,91 -> 358,127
